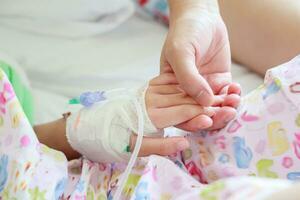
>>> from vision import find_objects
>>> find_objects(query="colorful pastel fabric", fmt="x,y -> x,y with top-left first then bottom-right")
0,68 -> 68,199
181,55 -> 300,183
135,0 -> 169,25
1,55 -> 300,199
0,60 -> 34,124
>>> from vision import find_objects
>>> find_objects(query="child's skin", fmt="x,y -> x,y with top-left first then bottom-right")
34,72 -> 241,160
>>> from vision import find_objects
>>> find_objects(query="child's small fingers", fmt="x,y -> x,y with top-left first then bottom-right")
130,135 -> 190,157
147,93 -> 197,108
148,84 -> 183,95
149,73 -> 178,85
222,94 -> 241,108
175,114 -> 213,132
149,105 -> 215,129
207,106 -> 237,130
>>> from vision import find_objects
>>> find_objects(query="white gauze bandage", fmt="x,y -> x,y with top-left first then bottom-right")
66,85 -> 159,199
66,85 -> 161,200
66,85 -> 158,163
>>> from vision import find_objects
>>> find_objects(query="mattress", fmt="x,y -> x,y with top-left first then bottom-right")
0,13 -> 263,124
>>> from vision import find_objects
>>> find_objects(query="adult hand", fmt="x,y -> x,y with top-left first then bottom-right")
160,0 -> 241,131
129,73 -> 215,156
129,72 -> 241,156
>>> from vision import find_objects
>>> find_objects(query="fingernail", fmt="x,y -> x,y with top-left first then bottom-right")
176,140 -> 189,151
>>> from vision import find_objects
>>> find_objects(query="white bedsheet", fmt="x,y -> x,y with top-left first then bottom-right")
0,0 -> 134,38
0,13 -> 262,124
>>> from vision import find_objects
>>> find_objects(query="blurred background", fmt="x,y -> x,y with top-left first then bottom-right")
0,0 -> 262,124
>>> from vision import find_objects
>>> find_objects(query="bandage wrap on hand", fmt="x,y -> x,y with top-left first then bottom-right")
66,85 -> 158,163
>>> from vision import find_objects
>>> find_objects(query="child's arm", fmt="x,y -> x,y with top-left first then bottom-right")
33,73 -> 221,161
34,118 -> 81,160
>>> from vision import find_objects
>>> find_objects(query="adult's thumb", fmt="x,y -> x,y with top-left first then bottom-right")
171,54 -> 214,106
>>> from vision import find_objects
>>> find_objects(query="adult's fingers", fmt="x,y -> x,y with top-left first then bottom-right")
211,94 -> 226,106
149,105 -> 215,129
218,83 -> 242,96
130,135 -> 190,157
167,49 -> 214,106
212,94 -> 241,108
228,82 -> 242,95
203,72 -> 232,95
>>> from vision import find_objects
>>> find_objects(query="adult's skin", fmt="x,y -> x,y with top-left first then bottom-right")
133,0 -> 300,161
219,0 -> 300,75
161,0 -> 241,131
160,0 -> 300,131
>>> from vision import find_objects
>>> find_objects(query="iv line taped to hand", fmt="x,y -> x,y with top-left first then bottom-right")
113,97 -> 144,200
67,88 -> 149,199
